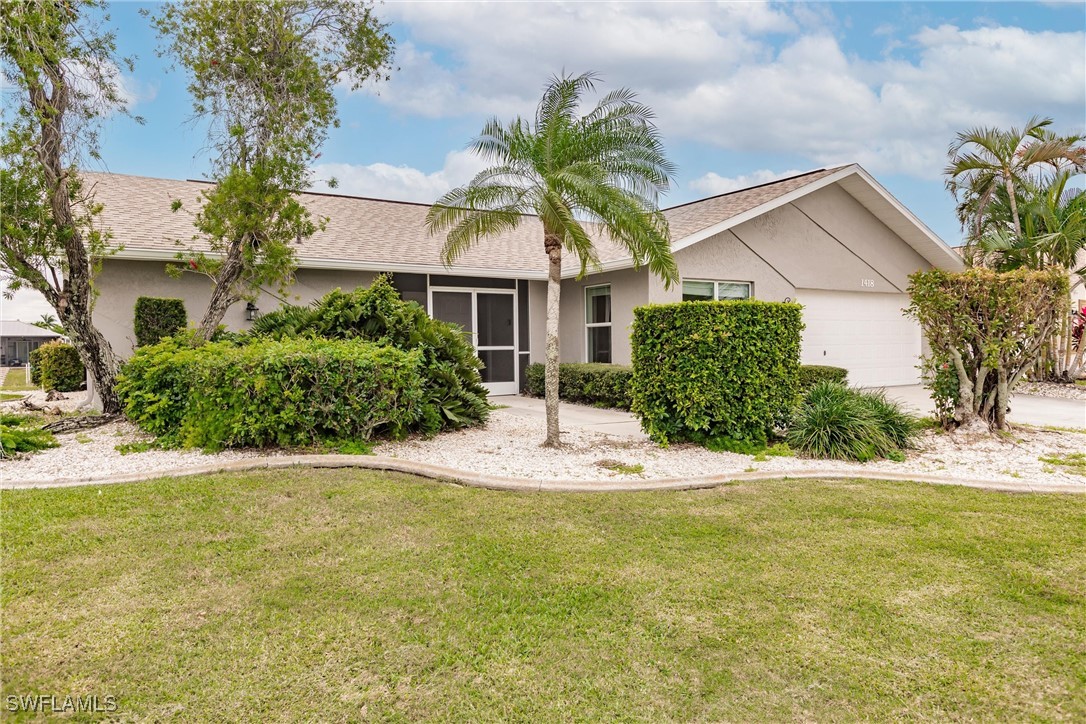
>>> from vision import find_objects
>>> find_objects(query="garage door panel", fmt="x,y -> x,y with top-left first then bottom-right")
798,290 -> 921,387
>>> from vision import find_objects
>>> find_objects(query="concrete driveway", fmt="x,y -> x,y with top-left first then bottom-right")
493,395 -> 647,439
878,385 -> 1086,429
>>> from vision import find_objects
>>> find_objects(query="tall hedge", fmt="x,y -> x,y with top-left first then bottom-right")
117,336 -> 424,451
249,275 -> 488,432
28,341 -> 85,392
631,301 -> 803,446
134,297 -> 188,347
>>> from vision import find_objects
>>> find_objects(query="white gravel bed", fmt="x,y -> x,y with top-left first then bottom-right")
1019,381 -> 1086,401
3,388 -> 87,413
0,419 -> 281,485
378,410 -> 1086,487
3,406 -> 1083,489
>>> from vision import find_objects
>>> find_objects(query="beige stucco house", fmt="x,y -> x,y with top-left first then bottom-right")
85,164 -> 963,393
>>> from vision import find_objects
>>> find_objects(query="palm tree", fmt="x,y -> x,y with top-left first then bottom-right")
32,313 -> 64,335
945,116 -> 1083,240
426,72 -> 678,447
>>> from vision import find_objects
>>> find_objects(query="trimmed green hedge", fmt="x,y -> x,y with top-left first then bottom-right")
28,341 -> 84,391
799,365 -> 848,390
134,297 -> 188,347
524,363 -> 633,409
631,301 -> 803,446
117,337 -> 424,451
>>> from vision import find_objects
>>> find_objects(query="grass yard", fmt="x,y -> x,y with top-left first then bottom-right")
3,472 -> 1084,721
1,367 -> 34,392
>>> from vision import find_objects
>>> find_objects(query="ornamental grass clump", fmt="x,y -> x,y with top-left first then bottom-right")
787,382 -> 919,462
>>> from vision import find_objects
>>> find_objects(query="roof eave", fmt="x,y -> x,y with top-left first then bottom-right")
109,248 -> 549,281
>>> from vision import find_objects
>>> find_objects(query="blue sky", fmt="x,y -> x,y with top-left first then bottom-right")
3,1 -> 1085,319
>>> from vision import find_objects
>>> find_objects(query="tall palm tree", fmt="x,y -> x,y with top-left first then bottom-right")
426,72 -> 678,447
946,116 -> 1082,240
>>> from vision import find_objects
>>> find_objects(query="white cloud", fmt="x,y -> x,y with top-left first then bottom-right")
62,58 -> 152,113
310,149 -> 488,203
361,3 -> 1084,180
0,281 -> 55,324
690,168 -> 808,195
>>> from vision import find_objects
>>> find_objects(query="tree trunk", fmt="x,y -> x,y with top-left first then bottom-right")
1004,173 -> 1022,239
60,305 -> 121,414
197,244 -> 246,340
31,64 -> 122,414
543,236 -> 563,447
994,366 -> 1009,430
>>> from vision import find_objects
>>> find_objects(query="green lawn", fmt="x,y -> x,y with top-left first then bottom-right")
1,367 -> 34,392
3,472 -> 1084,721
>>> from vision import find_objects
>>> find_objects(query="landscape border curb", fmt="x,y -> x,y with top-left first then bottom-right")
2,454 -> 1082,494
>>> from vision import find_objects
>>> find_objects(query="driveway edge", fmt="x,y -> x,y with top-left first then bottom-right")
2,454 -> 1082,494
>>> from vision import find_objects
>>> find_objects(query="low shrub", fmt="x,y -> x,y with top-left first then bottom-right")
118,337 -> 425,451
631,300 -> 803,446
29,341 -> 84,392
787,382 -> 919,462
0,414 -> 58,458
524,363 -> 633,409
250,275 -> 488,432
134,297 -> 188,347
799,365 -> 848,390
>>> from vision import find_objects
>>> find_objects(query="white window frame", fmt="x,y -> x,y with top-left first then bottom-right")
584,284 -> 612,363
682,279 -> 753,301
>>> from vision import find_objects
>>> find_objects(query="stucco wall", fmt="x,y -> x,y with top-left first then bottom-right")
577,184 -> 938,365
528,280 -> 547,364
558,267 -> 647,365
93,259 -> 376,358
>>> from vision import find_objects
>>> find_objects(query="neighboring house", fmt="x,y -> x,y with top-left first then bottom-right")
0,320 -> 62,366
84,164 -> 963,392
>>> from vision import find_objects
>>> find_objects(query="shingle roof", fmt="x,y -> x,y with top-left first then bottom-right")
84,167 -> 846,277
0,320 -> 62,338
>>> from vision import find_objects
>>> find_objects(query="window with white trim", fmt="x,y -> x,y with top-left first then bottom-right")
681,279 -> 753,301
585,284 -> 612,363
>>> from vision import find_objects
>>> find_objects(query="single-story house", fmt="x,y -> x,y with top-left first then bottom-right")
0,320 -> 63,366
84,164 -> 964,393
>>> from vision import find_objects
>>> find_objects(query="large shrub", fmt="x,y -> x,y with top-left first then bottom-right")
250,275 -> 488,432
118,336 -> 424,451
631,301 -> 803,446
134,297 -> 187,347
28,341 -> 84,391
799,365 -> 848,391
907,268 -> 1067,430
787,382 -> 919,462
524,363 -> 633,409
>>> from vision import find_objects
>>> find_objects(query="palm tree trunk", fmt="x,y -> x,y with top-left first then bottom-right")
543,237 -> 562,447
1004,173 -> 1022,238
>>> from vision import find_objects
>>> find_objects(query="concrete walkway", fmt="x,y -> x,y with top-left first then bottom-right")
878,385 -> 1086,429
493,395 -> 647,439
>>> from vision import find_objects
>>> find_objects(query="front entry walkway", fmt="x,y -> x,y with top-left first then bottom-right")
492,395 -> 648,439
877,385 -> 1086,429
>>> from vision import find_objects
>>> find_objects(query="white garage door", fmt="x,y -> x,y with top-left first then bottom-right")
798,290 -> 921,387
